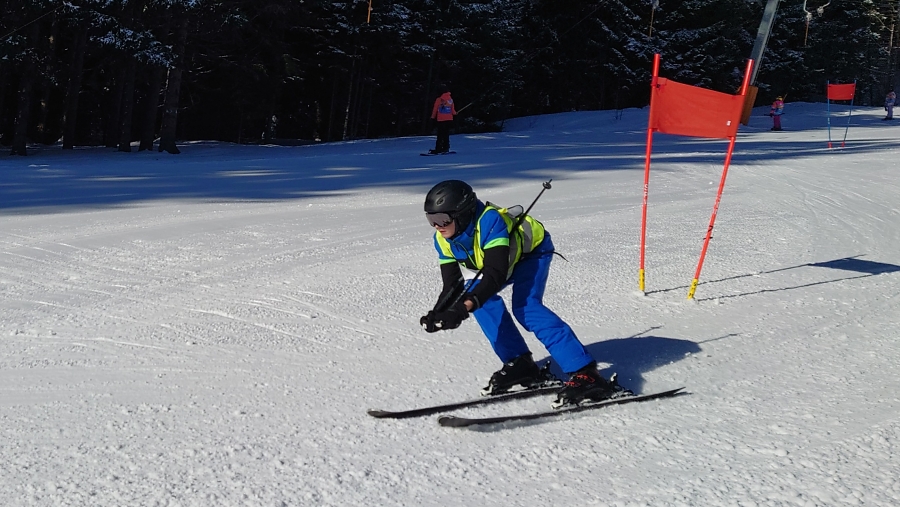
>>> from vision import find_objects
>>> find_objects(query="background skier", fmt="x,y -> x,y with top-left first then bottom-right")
769,96 -> 785,131
884,91 -> 895,120
429,87 -> 457,154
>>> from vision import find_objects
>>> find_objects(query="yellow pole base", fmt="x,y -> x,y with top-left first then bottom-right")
639,269 -> 645,293
686,279 -> 699,300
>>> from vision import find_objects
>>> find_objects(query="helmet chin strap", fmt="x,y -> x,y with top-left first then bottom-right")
452,208 -> 478,238
449,218 -> 465,239
451,202 -> 478,237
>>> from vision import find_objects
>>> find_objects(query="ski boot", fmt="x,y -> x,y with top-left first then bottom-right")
552,363 -> 633,409
480,353 -> 559,396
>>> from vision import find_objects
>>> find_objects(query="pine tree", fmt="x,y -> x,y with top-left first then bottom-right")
515,0 -> 650,117
653,0 -> 757,93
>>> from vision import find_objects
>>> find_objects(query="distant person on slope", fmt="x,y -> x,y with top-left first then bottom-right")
418,180 -> 629,408
429,87 -> 457,154
769,96 -> 784,131
884,91 -> 895,121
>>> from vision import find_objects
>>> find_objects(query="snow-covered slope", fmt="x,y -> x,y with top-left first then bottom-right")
2,102 -> 899,506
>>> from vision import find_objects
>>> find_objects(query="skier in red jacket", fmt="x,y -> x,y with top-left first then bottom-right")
430,87 -> 458,154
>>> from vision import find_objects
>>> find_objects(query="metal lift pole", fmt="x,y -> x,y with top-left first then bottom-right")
741,0 -> 782,124
749,0 -> 782,86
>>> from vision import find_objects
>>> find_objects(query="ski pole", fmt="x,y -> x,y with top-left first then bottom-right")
433,180 -> 553,312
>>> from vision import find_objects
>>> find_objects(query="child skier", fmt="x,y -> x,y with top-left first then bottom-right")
419,180 -> 629,408
769,96 -> 784,131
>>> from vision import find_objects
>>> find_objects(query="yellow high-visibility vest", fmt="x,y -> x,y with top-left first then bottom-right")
435,203 -> 545,279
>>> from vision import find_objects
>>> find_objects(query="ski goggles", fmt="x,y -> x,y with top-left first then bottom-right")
426,212 -> 454,228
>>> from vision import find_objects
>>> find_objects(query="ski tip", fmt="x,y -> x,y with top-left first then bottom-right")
650,387 -> 686,396
652,387 -> 687,398
437,415 -> 468,428
367,409 -> 393,418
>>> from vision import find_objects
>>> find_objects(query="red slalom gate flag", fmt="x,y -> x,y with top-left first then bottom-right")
648,78 -> 745,139
827,83 -> 856,101
639,54 -> 752,298
826,81 -> 857,148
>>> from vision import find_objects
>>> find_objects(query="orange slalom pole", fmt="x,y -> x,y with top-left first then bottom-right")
639,53 -> 661,293
686,137 -> 736,300
686,58 -> 753,300
639,128 -> 655,292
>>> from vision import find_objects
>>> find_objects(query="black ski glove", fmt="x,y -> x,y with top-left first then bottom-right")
419,311 -> 437,332
420,301 -> 469,333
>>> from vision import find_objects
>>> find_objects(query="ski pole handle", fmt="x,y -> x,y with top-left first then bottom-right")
432,277 -> 465,313
516,179 -> 552,229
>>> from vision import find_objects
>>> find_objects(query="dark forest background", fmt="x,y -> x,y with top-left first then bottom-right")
1,0 -> 898,155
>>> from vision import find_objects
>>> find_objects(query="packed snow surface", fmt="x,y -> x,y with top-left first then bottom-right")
2,103 -> 899,506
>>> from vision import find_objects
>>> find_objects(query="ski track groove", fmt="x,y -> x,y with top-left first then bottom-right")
187,308 -> 348,350
2,219 -> 425,356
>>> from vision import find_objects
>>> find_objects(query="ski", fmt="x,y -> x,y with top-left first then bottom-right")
367,384 -> 560,419
437,387 -> 685,428
420,151 -> 456,156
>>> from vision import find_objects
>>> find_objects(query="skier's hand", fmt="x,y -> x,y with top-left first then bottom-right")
420,311 -> 439,333
420,301 -> 468,332
432,301 -> 469,331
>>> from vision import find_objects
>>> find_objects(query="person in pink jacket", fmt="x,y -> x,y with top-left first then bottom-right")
430,86 -> 458,154
769,96 -> 784,131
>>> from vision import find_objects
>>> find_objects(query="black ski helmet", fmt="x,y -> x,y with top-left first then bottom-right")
424,180 -> 477,231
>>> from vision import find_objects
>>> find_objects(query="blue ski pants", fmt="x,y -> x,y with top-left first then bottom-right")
471,234 -> 594,373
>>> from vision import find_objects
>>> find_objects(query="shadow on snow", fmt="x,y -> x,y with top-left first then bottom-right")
646,255 -> 900,302
536,334 -> 701,395
1,104 -> 895,213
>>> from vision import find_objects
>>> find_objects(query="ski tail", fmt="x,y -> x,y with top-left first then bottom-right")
367,384 -> 560,419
